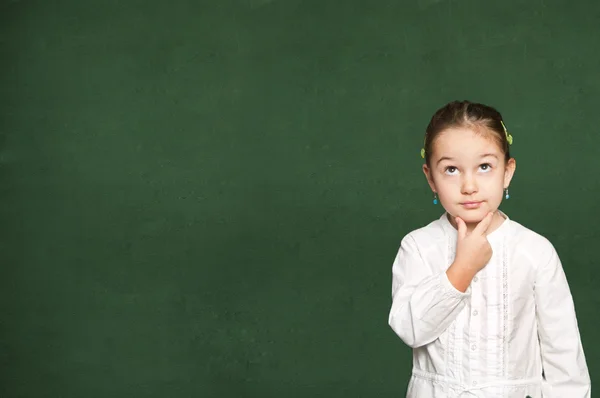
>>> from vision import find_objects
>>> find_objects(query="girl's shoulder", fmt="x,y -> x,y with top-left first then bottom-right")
506,219 -> 553,247
398,214 -> 450,251
506,219 -> 558,265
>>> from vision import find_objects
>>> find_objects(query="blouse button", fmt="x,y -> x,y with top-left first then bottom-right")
473,310 -> 478,316
473,276 -> 478,282
471,344 -> 476,351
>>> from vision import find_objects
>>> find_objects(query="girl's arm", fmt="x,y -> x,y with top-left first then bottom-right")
388,234 -> 470,348
535,244 -> 591,396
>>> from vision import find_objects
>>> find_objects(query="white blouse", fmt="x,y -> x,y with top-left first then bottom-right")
388,212 -> 591,398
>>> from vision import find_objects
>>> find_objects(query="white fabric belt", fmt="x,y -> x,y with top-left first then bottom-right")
412,367 -> 541,391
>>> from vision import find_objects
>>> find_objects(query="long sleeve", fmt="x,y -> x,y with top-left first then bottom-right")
388,234 -> 470,348
534,244 -> 591,397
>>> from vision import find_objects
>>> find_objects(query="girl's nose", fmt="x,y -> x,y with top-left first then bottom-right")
461,175 -> 478,195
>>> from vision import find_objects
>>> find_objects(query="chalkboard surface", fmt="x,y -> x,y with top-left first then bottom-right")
1,0 -> 598,396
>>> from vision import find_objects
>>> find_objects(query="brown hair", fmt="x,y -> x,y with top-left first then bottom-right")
423,100 -> 511,165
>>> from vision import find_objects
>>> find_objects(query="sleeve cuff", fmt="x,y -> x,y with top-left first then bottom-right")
440,272 -> 472,297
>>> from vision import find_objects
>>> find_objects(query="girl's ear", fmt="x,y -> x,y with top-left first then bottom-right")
422,163 -> 437,193
503,158 -> 517,188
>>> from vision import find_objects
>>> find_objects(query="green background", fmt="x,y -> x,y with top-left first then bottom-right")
1,0 -> 598,396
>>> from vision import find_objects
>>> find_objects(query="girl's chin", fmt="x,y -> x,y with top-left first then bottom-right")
451,209 -> 490,223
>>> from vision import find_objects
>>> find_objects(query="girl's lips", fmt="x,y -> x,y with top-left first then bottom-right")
461,201 -> 482,209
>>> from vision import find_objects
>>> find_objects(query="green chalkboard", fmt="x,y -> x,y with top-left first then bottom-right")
1,0 -> 598,396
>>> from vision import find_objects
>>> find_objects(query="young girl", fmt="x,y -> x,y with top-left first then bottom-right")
388,100 -> 591,397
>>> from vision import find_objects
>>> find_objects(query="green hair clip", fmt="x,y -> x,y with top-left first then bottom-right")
501,121 -> 513,145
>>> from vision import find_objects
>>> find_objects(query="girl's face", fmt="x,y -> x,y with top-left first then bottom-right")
423,126 -> 516,226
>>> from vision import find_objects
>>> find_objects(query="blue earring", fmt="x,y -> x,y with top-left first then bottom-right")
433,192 -> 438,205
505,188 -> 510,199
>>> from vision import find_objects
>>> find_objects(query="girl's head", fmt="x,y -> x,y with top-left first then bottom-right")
422,100 -> 517,226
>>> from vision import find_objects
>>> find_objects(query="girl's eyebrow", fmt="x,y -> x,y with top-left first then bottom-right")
436,156 -> 454,166
480,153 -> 499,159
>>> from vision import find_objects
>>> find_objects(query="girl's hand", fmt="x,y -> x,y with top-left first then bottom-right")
454,212 -> 494,273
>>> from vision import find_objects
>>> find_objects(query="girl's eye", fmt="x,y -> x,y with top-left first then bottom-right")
480,163 -> 492,172
445,166 -> 458,175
